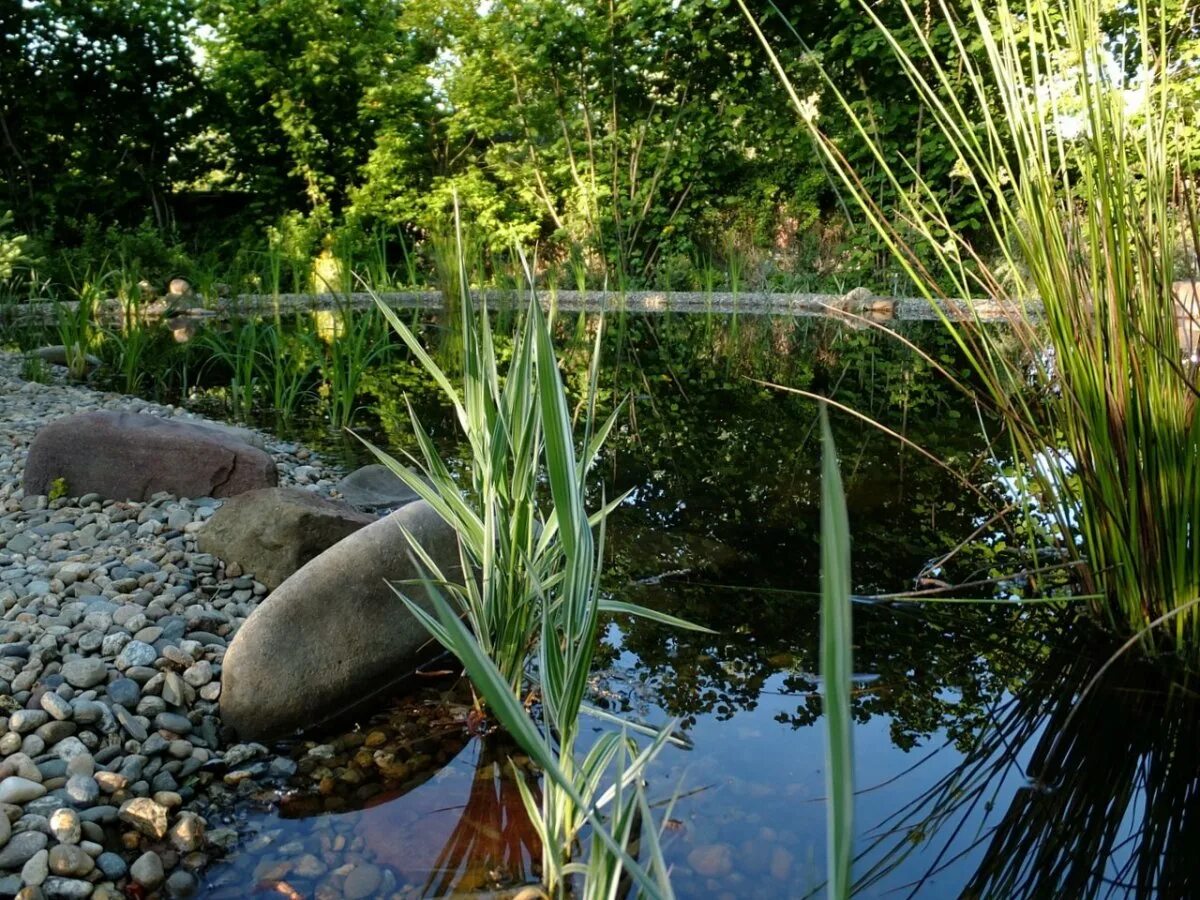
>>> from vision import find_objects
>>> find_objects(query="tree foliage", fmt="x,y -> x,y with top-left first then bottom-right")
5,0 -> 1197,285
0,0 -> 201,236
196,0 -> 440,223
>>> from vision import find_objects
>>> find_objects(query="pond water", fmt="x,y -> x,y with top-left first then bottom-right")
18,309 -> 1200,897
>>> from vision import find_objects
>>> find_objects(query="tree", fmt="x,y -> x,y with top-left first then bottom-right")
0,0 -> 201,235
197,0 -> 439,223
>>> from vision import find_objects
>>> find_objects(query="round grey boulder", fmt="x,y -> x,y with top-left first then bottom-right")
334,464 -> 427,511
220,500 -> 462,740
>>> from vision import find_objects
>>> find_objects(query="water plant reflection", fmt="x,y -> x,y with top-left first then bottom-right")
279,734 -> 542,896
862,620 -> 1200,897
417,737 -> 542,897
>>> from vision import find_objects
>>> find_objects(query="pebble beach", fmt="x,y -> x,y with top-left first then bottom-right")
0,351 -> 340,899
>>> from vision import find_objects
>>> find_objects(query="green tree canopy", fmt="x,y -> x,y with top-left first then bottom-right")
0,0 -> 201,236
196,0 -> 440,223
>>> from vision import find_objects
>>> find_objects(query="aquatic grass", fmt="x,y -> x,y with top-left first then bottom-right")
263,233 -> 285,299
407,578 -> 679,900
396,229 -> 421,289
568,739 -> 680,900
196,319 -> 263,420
744,0 -> 1200,662
360,225 -> 387,291
820,407 -> 854,899
322,301 -> 391,428
19,354 -> 50,384
260,319 -> 319,421
54,279 -> 102,380
356,205 -> 713,896
392,291 -> 685,893
363,263 -> 705,697
363,238 -> 553,696
373,285 -> 704,892
101,303 -> 159,395
568,243 -> 590,293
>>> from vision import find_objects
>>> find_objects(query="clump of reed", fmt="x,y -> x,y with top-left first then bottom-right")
360,209 -> 717,896
197,315 -> 320,422
746,0 -> 1200,663
54,277 -> 102,381
319,300 -> 390,428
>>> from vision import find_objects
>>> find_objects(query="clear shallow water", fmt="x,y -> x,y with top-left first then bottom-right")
29,310 -> 1199,897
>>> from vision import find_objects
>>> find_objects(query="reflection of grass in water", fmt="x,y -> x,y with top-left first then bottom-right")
422,736 -> 542,896
860,620 -> 1200,897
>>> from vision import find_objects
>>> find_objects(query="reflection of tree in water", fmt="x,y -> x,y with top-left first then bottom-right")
595,318 -> 999,597
862,618 -> 1200,898
606,582 -> 1049,750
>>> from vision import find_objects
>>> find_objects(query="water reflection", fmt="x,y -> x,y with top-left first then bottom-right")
204,688 -> 544,899
861,620 -> 1200,898
351,737 -> 541,897
188,312 -> 1173,897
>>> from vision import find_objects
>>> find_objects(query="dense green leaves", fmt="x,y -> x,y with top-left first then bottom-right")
9,0 -> 1198,294
1,0 -> 201,236
196,0 -> 439,222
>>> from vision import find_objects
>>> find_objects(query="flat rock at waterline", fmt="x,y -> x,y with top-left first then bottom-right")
197,487 -> 374,590
29,345 -> 102,370
220,499 -> 462,739
23,410 -> 277,501
334,463 -> 428,511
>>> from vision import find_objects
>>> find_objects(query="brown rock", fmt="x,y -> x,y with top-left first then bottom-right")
118,797 -> 169,840
197,488 -> 374,590
169,812 -> 206,853
24,411 -> 276,501
687,843 -> 734,878
769,846 -> 794,881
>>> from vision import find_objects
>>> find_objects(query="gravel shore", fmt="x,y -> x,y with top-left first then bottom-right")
0,351 -> 340,898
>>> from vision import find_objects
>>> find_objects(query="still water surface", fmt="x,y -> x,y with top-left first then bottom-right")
144,313 -> 1195,898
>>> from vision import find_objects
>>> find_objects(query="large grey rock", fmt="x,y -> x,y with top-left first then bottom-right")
220,500 -> 462,739
186,419 -> 268,450
197,488 -> 374,590
334,464 -> 427,511
24,410 -> 277,501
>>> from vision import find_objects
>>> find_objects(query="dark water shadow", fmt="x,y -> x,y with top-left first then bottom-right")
860,618 -> 1200,899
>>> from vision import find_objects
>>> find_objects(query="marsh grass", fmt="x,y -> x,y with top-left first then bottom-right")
198,319 -> 262,420
362,239 -> 705,697
745,0 -> 1200,661
321,301 -> 390,428
55,279 -> 101,380
260,318 -> 319,421
101,300 -> 160,395
354,204 -> 711,896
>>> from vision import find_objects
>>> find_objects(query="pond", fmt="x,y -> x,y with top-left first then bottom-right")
13,307 -> 1200,897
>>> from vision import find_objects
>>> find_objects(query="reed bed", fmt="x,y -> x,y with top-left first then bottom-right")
746,0 -> 1200,662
